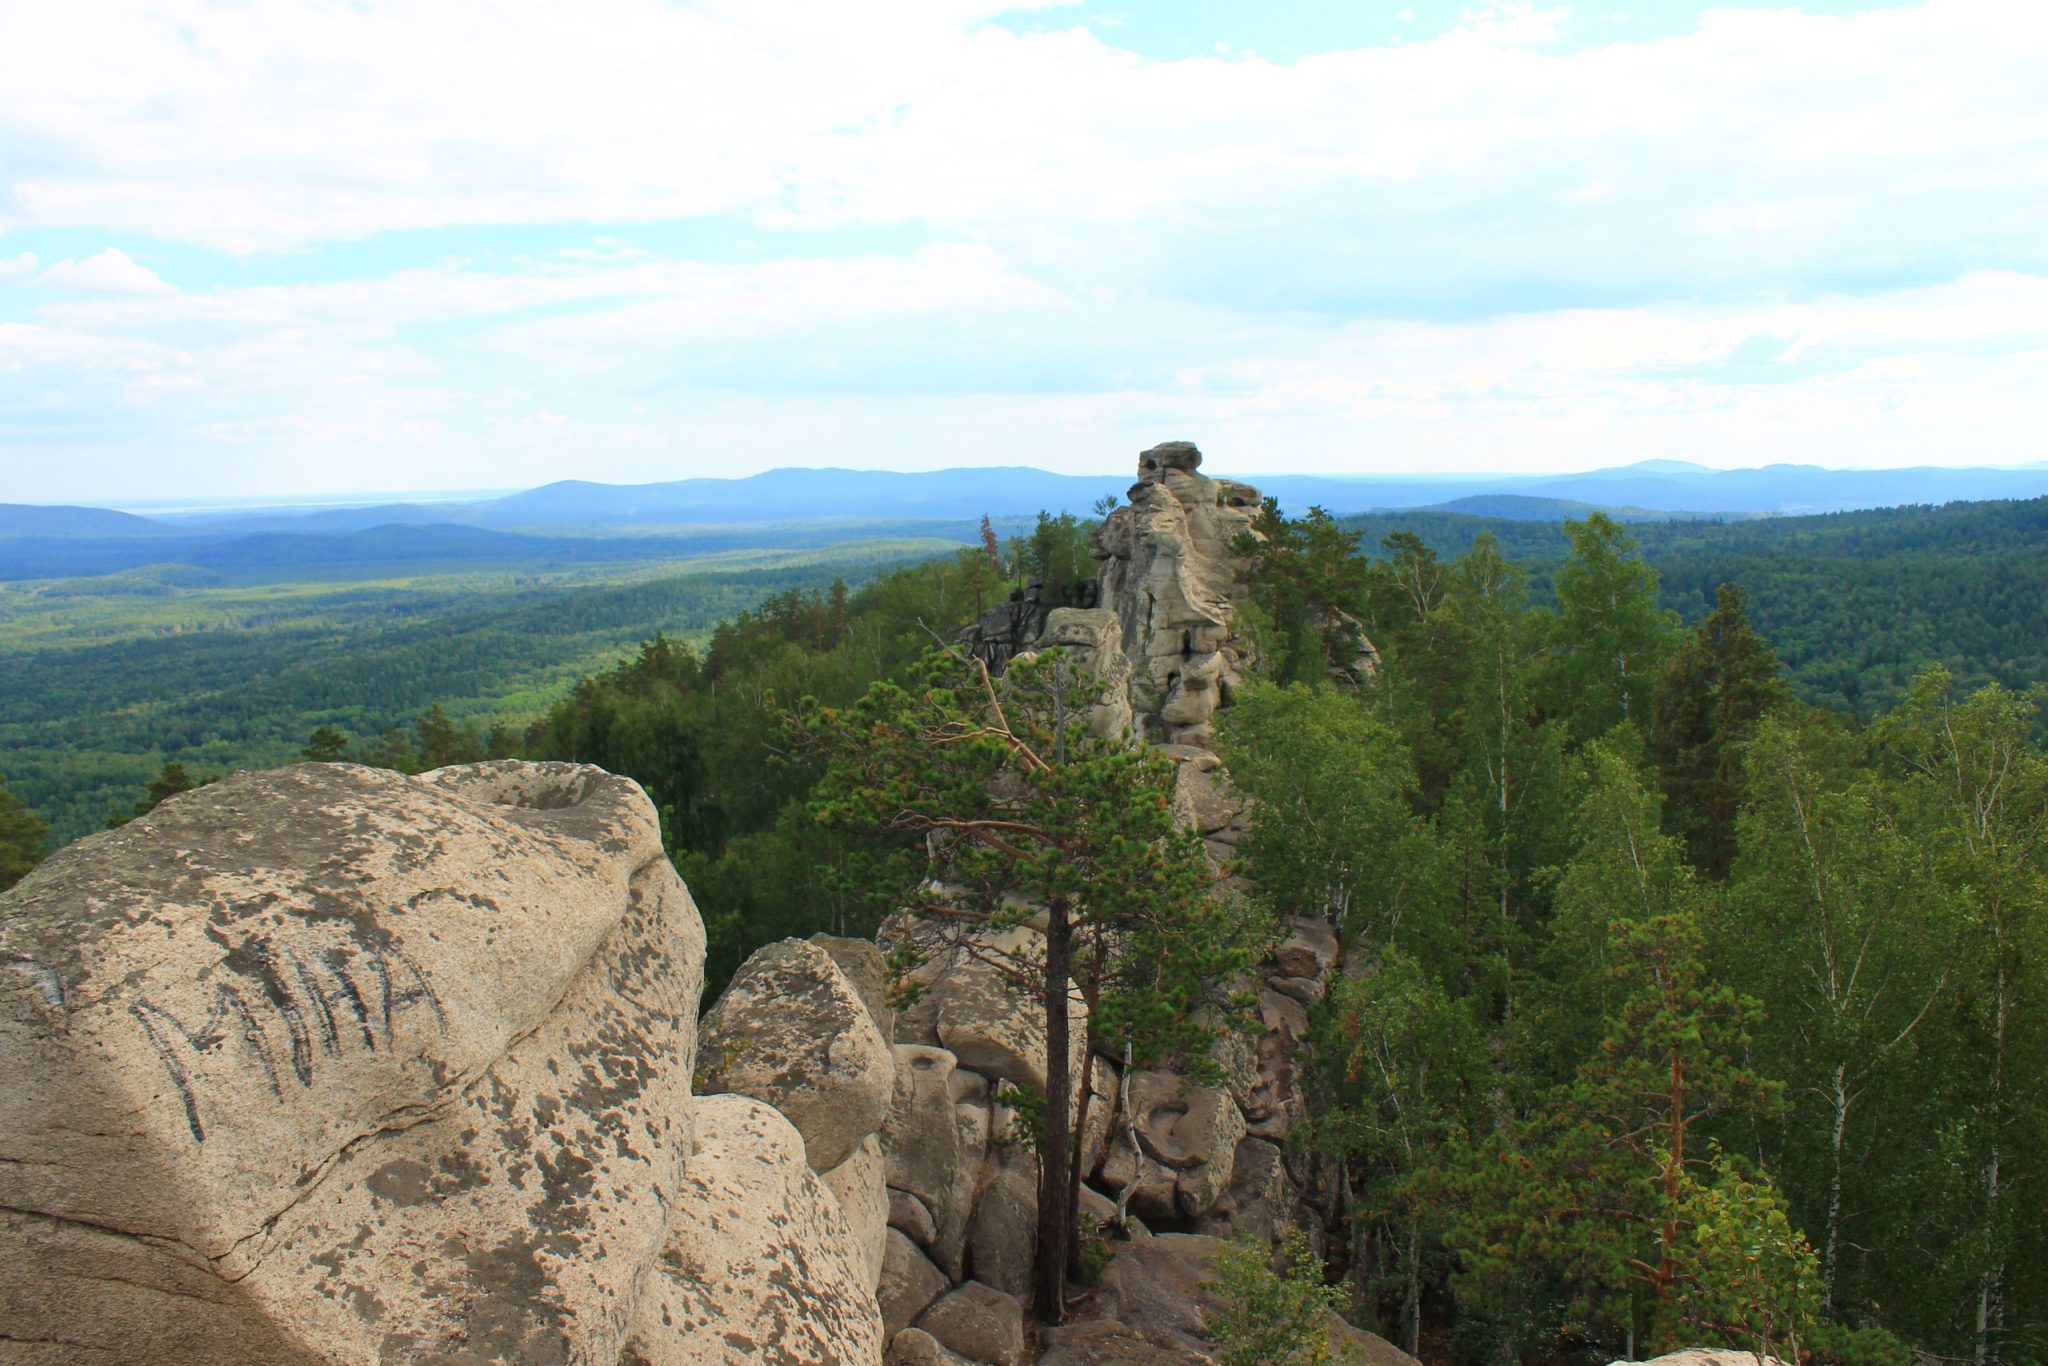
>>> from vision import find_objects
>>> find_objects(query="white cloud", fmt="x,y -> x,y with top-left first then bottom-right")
0,0 -> 2040,313
3,1 -> 2047,496
35,248 -> 176,296
5,235 -> 2047,498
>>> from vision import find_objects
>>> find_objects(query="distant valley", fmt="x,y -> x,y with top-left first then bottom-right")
5,456 -> 2047,844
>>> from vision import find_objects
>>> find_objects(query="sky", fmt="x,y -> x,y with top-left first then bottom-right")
1,0 -> 2045,502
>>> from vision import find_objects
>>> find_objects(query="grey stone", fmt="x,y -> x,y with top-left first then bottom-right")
1257,986 -> 1310,1041
697,937 -> 895,1171
1274,917 -> 1339,980
881,1044 -> 977,1275
630,1094 -> 885,1364
1099,1069 -> 1247,1218
880,1228 -> 951,1341
914,1281 -> 1027,1366
1191,1137 -> 1291,1244
821,1133 -> 891,1293
0,761 -> 708,1365
965,1154 -> 1038,1297
812,932 -> 895,1041
887,1327 -> 974,1366
1075,1233 -> 1227,1356
1039,1322 -> 1208,1366
1265,970 -> 1326,1007
889,1187 -> 938,1245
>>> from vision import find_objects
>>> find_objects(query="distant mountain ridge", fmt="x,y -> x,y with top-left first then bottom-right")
7,458 -> 2048,584
0,505 -> 176,539
134,458 -> 2048,530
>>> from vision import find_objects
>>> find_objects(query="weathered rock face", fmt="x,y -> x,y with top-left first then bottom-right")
813,932 -> 897,1041
1075,1234 -> 1417,1366
915,1281 -> 1028,1366
695,935 -> 894,1171
1100,1071 -> 1248,1221
823,1134 -> 892,1293
0,761 -> 880,1366
1029,606 -> 1135,741
882,1229 -> 953,1340
627,1094 -> 886,1364
958,580 -> 1104,673
1089,441 -> 1264,746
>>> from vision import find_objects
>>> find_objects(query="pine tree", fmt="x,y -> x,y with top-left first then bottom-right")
1451,743 -> 1782,1351
134,760 -> 197,816
802,645 -> 1262,1321
1547,514 -> 1676,744
302,725 -> 351,762
1649,582 -> 1786,877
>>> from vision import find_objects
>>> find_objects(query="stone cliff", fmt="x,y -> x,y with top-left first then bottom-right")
1,442 -> 1400,1365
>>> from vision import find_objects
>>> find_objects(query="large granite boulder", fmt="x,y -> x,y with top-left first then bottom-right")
880,1043 -> 983,1277
1191,1137 -> 1293,1245
1076,1234 -> 1224,1356
696,936 -> 894,1171
812,932 -> 895,1041
1077,1234 -> 1414,1366
0,761 -> 705,1364
927,925 -> 1088,1100
887,1327 -> 975,1366
626,1093 -> 886,1364
914,1280 -> 1027,1366
1273,917 -> 1339,981
1035,606 -> 1136,742
965,1152 -> 1040,1297
1039,1321 -> 1208,1365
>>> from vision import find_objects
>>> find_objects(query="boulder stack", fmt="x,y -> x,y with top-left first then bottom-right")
0,761 -> 882,1364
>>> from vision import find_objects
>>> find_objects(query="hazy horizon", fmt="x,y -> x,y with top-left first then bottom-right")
0,451 -> 2037,518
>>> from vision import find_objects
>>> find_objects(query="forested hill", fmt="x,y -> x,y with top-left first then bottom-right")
1339,494 -> 2048,716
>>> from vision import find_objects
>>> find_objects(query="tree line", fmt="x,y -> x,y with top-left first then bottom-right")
1224,503 -> 2044,1362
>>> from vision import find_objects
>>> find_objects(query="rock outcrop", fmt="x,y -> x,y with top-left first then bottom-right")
1088,441 -> 1265,747
0,761 -> 880,1365
2,442 -> 1372,1366
863,442 -> 1358,1360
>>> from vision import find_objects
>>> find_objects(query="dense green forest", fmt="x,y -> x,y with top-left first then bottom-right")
1220,506 -> 2046,1362
1341,495 -> 2048,717
0,544 -> 946,842
5,496 -> 2042,853
2,493 -> 2046,1360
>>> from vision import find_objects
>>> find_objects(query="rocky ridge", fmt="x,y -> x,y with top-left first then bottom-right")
0,442 -> 1397,1364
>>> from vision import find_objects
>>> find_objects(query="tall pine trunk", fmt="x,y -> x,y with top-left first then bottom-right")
1035,893 -> 1077,1322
